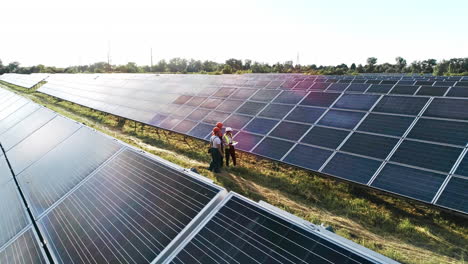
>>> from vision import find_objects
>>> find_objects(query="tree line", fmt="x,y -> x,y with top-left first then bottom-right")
1,57 -> 467,76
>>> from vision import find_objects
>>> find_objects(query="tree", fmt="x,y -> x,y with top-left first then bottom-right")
225,58 -> 243,72
222,65 -> 233,74
7,62 -> 20,73
154,60 -> 167,72
420,59 -> 437,74
365,57 -> 377,73
350,63 -> 356,71
357,64 -> 364,73
433,60 -> 449,76
243,59 -> 252,70
167,58 -> 188,72
186,59 -> 202,72
395,57 -> 407,72
202,60 -> 218,72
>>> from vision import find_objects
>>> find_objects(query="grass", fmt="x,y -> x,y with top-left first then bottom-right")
1,81 -> 467,264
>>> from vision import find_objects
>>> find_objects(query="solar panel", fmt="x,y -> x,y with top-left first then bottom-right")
258,103 -> 294,119
435,176 -> 467,213
17,127 -> 123,217
0,107 -> 56,151
323,153 -> 382,184
6,116 -> 81,174
0,154 -> 13,188
0,228 -> 48,264
0,73 -> 49,89
38,149 -> 224,263
163,193 -> 397,264
283,144 -> 332,170
372,164 -> 446,202
35,74 -> 468,214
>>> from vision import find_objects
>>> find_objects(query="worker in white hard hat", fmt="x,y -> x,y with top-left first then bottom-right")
222,127 -> 237,166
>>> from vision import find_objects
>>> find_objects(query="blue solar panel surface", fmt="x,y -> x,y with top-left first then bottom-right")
31,74 -> 468,214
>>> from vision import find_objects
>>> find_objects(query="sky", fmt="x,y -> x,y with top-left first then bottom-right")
0,0 -> 467,67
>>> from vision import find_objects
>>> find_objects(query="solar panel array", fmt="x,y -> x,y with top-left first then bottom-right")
0,73 -> 49,89
34,73 -> 468,214
0,88 -> 396,263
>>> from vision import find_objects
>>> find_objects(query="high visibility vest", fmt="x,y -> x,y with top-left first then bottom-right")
223,134 -> 231,148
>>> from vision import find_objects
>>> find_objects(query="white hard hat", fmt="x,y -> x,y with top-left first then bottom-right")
225,127 -> 233,132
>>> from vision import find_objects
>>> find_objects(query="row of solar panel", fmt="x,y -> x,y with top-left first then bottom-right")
4,72 -> 468,94
41,80 -> 468,122
43,74 -> 468,93
33,75 -> 468,215
0,89 -> 396,263
39,84 -> 468,143
0,74 -> 48,89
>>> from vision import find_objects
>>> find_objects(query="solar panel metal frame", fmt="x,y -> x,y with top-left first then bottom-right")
157,192 -> 398,264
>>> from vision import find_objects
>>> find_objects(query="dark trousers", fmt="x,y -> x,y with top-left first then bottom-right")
208,148 -> 222,173
225,146 -> 236,166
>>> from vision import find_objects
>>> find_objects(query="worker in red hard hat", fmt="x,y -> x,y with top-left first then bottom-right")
216,122 -> 224,167
223,127 -> 237,166
208,127 -> 223,173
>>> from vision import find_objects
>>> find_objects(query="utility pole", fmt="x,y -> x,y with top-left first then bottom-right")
150,48 -> 153,72
107,41 -> 111,72
296,52 -> 300,66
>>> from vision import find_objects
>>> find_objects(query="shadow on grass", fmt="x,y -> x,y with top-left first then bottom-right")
224,160 -> 467,261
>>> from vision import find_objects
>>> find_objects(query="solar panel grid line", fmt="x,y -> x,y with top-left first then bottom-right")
0,147 -> 52,263
37,149 -> 225,262
366,164 -> 449,206
0,95 -> 23,112
35,147 -> 126,220
452,174 -> 468,180
178,88 -> 251,130
156,193 -> 295,264
366,97 -> 435,185
256,201 -> 398,264
318,95 -> 384,172
400,136 -> 468,149
170,86 -> 259,134
382,159 -> 455,176
0,180 -> 32,248
79,172 -> 192,255
0,100 -> 33,124
183,209 -> 310,264
164,194 -> 304,263
113,152 -> 220,209
237,89 -> 291,152
379,83 -> 398,96
8,120 -> 82,176
0,98 -> 30,121
0,109 -> 58,152
431,146 -> 468,204
413,85 -> 424,95
150,192 -> 228,264
362,83 -> 376,93
161,193 -> 393,264
333,150 -> 384,162
279,92 -> 347,161
43,86 -> 159,125
39,189 -> 140,263
0,227 -> 49,264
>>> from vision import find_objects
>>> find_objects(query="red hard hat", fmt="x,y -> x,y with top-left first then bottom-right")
213,127 -> 220,133
216,122 -> 223,129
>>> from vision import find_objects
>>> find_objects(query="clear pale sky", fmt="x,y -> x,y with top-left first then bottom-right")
1,0 -> 467,67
